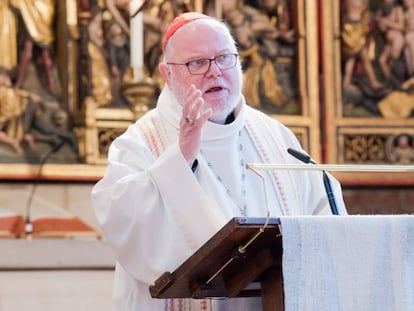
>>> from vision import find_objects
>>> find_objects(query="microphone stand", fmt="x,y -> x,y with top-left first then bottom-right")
25,140 -> 66,236
321,170 -> 339,215
287,148 -> 339,215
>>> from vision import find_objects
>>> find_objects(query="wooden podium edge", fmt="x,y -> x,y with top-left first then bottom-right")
149,217 -> 282,301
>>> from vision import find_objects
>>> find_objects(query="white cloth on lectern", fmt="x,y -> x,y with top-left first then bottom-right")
280,215 -> 414,311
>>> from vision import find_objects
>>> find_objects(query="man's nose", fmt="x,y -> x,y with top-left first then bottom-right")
205,59 -> 222,77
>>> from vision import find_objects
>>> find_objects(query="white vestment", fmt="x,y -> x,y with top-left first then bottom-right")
92,86 -> 346,310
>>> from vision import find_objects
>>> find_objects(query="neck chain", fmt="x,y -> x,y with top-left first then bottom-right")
201,131 -> 247,216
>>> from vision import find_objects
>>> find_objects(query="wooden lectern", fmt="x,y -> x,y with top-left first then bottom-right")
149,217 -> 284,311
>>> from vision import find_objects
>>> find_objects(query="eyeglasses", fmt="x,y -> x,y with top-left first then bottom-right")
167,53 -> 239,75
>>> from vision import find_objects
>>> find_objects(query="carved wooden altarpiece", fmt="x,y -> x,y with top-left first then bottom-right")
0,0 -> 321,181
321,0 -> 414,184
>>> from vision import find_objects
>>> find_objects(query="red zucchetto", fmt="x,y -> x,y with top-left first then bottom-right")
162,12 -> 213,52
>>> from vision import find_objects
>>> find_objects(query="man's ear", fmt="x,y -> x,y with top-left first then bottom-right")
158,63 -> 170,84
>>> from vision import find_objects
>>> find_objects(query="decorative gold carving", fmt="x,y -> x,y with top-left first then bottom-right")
121,78 -> 157,119
343,134 -> 386,163
0,0 -> 321,179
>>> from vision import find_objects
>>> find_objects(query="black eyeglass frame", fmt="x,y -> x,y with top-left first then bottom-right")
166,53 -> 239,75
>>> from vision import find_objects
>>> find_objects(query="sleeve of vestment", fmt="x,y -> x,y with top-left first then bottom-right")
91,124 -> 226,285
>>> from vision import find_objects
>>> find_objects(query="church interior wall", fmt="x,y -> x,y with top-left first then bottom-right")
0,0 -> 413,309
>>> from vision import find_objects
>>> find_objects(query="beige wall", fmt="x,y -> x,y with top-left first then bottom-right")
0,270 -> 114,311
0,182 -> 115,311
0,182 -> 100,231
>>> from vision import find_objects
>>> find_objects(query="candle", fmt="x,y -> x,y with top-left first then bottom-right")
194,0 -> 202,13
130,0 -> 144,81
215,0 -> 222,18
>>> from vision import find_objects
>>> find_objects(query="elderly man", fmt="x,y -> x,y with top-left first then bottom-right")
92,12 -> 347,310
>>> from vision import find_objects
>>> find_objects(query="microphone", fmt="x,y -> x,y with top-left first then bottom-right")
287,148 -> 315,164
25,140 -> 66,235
287,148 -> 339,215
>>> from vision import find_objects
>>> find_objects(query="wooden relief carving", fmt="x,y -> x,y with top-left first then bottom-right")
0,0 -> 320,179
322,0 -> 414,184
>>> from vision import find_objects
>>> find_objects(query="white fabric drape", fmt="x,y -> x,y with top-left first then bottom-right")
281,215 -> 414,311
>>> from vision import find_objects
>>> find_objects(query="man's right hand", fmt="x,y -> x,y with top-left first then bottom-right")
179,85 -> 212,165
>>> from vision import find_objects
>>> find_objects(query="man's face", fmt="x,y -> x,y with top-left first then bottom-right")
160,20 -> 243,123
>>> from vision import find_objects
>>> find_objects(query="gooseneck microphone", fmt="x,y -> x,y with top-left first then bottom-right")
287,148 -> 314,165
287,148 -> 339,215
25,140 -> 66,235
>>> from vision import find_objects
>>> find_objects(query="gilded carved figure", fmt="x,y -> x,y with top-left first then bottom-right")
0,1 -> 18,77
105,0 -> 130,36
88,8 -> 114,107
0,73 -> 35,155
340,0 -> 414,118
386,134 -> 414,163
0,1 -> 78,161
375,0 -> 405,82
341,0 -> 384,93
223,0 -> 298,114
10,0 -> 58,94
403,0 -> 414,75
0,73 -> 77,159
